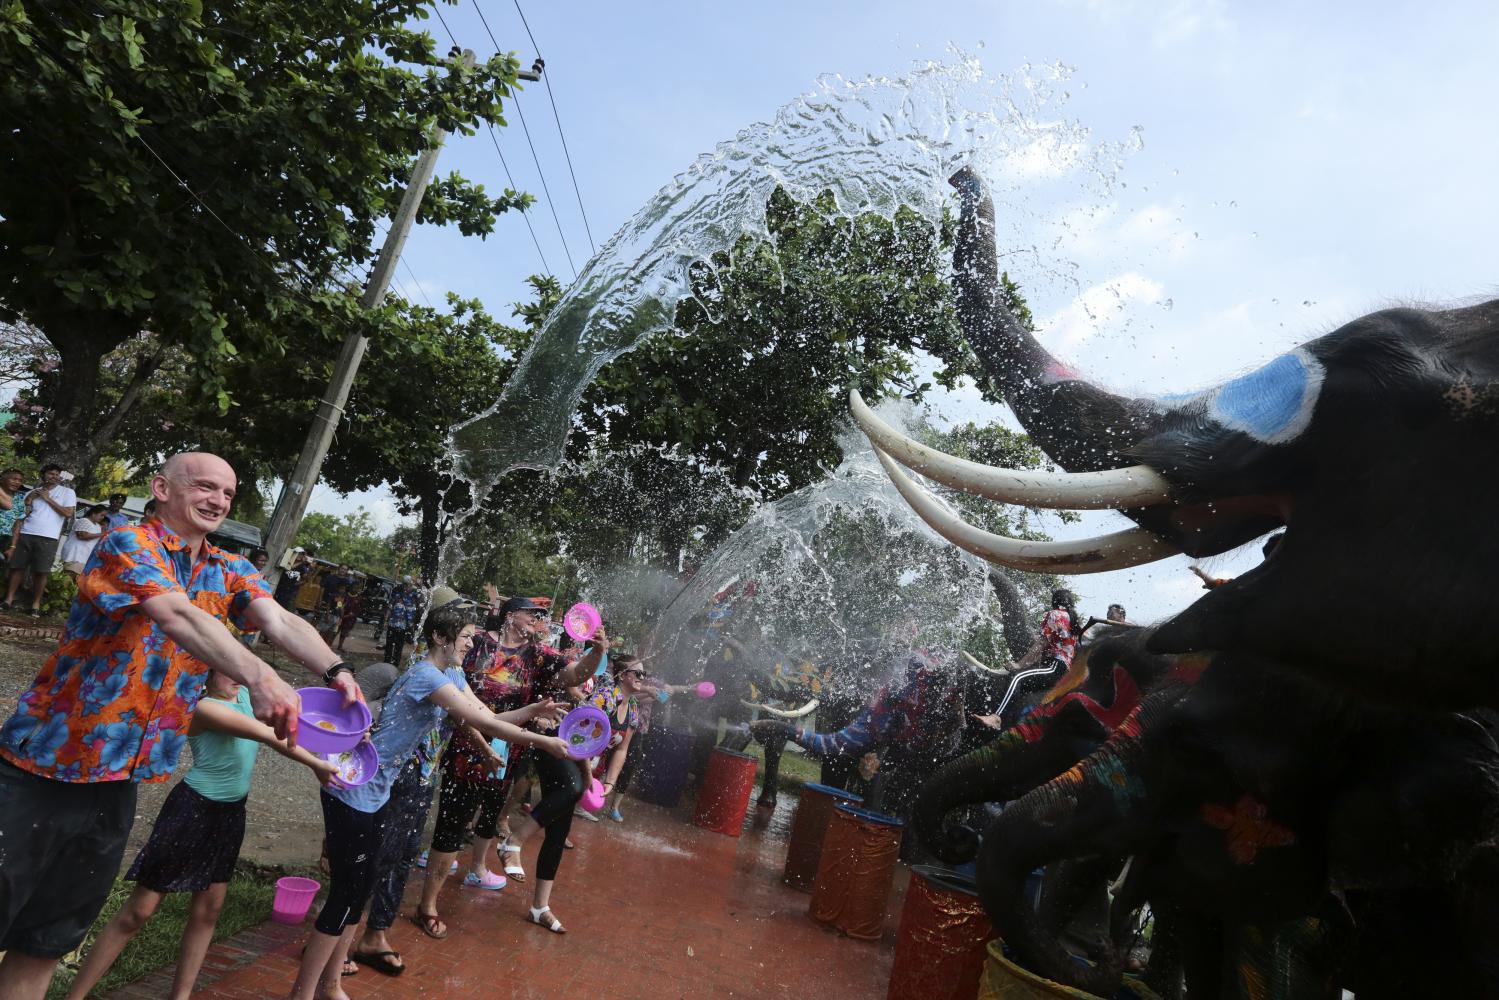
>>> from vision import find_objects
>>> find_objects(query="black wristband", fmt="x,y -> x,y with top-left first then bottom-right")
323,662 -> 354,686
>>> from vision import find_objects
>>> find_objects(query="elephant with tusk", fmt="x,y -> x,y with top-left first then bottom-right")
866,167 -> 1499,996
860,165 -> 1499,710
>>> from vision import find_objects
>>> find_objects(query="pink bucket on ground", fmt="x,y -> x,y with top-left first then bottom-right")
271,876 -> 321,925
580,777 -> 607,812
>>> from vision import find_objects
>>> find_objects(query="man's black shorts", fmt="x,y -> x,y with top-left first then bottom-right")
9,533 -> 61,575
0,757 -> 137,958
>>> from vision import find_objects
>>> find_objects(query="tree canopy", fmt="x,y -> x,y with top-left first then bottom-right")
0,0 -> 530,471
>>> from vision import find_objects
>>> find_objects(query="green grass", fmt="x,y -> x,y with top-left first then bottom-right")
742,740 -> 824,796
46,865 -> 280,999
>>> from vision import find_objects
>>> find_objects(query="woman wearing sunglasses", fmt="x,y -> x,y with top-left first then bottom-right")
591,655 -> 648,823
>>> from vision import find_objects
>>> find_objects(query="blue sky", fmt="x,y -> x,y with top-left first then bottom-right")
314,0 -> 1499,623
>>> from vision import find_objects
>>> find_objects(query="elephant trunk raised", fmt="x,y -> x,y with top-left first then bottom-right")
949,166 -> 1159,475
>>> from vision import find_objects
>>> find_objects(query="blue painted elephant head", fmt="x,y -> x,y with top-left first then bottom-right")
854,166 -> 1499,709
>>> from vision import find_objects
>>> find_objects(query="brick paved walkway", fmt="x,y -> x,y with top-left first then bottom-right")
110,793 -> 904,999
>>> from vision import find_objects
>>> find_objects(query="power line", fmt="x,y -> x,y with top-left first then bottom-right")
483,123 -> 553,276
431,2 -> 553,277
469,0 -> 577,279
510,0 -> 596,254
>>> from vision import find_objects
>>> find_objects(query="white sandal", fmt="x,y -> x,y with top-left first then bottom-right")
501,841 -> 526,882
528,905 -> 565,933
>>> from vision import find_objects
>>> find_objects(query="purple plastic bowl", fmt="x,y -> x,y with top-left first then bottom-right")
296,687 -> 371,754
322,740 -> 379,788
559,704 -> 611,760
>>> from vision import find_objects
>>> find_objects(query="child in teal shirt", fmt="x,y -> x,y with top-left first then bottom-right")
65,671 -> 338,1000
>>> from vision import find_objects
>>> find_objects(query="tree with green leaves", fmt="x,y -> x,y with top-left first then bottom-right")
0,0 -> 530,474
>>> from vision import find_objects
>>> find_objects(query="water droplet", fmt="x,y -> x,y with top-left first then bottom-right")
1228,200 -> 1237,208
1162,298 -> 1174,311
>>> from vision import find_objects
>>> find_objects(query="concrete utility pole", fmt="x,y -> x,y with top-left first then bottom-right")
262,49 -> 475,582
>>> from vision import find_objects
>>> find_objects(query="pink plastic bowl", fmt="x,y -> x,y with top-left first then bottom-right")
296,687 -> 371,754
580,777 -> 606,812
695,681 -> 717,699
322,740 -> 379,787
559,704 -> 611,760
563,602 -> 602,642
271,876 -> 321,925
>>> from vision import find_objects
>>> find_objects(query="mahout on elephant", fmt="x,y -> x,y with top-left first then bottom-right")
857,165 -> 1499,996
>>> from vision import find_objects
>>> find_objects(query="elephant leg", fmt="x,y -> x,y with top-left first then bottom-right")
756,726 -> 786,808
1139,903 -> 1187,1000
1173,915 -> 1225,1000
1221,907 -> 1349,1000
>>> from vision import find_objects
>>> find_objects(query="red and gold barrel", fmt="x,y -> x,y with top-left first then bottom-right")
784,782 -> 864,890
809,804 -> 904,939
692,747 -> 758,837
886,865 -> 995,1000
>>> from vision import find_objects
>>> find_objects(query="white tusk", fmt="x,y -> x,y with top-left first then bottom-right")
742,698 -> 820,719
874,447 -> 1181,573
850,389 -> 1173,510
961,650 -> 1010,677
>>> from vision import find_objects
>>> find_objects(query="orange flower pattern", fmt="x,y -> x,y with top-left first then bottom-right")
1201,794 -> 1297,864
0,522 -> 270,783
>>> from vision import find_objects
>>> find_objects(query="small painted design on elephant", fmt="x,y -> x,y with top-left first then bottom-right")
1088,753 -> 1146,809
1200,794 -> 1296,864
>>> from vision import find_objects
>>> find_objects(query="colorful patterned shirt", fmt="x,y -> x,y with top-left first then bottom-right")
591,683 -> 641,733
442,633 -> 569,783
0,521 -> 272,784
387,587 -> 422,631
1042,608 -> 1079,668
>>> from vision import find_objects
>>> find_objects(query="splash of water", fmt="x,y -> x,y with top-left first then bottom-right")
441,55 -> 1140,581
640,400 -> 1020,706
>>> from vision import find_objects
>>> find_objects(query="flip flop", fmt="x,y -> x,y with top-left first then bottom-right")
412,910 -> 448,940
352,950 -> 405,977
342,958 -> 359,977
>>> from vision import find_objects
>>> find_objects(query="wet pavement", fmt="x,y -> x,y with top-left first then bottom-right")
107,791 -> 905,999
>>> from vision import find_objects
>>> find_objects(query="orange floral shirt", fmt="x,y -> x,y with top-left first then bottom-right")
0,521 -> 270,783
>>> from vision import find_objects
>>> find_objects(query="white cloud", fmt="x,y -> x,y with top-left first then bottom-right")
1039,272 -> 1165,354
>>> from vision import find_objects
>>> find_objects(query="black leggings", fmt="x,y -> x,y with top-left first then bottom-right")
529,751 -> 585,882
315,791 -> 390,935
997,657 -> 1068,728
429,776 -> 508,854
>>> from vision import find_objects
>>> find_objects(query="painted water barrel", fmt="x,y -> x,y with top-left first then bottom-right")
693,747 -> 758,836
809,804 -> 904,939
886,865 -> 996,1000
783,782 -> 864,891
975,939 -> 1163,1000
633,728 -> 695,808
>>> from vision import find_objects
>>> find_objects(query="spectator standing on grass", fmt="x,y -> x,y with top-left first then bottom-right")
336,585 -> 364,652
62,670 -> 340,1000
0,451 -> 362,1000
2,463 -> 76,618
274,548 -> 312,609
383,577 -> 422,666
59,504 -> 109,578
0,468 -> 25,573
103,492 -> 131,531
322,563 -> 355,610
